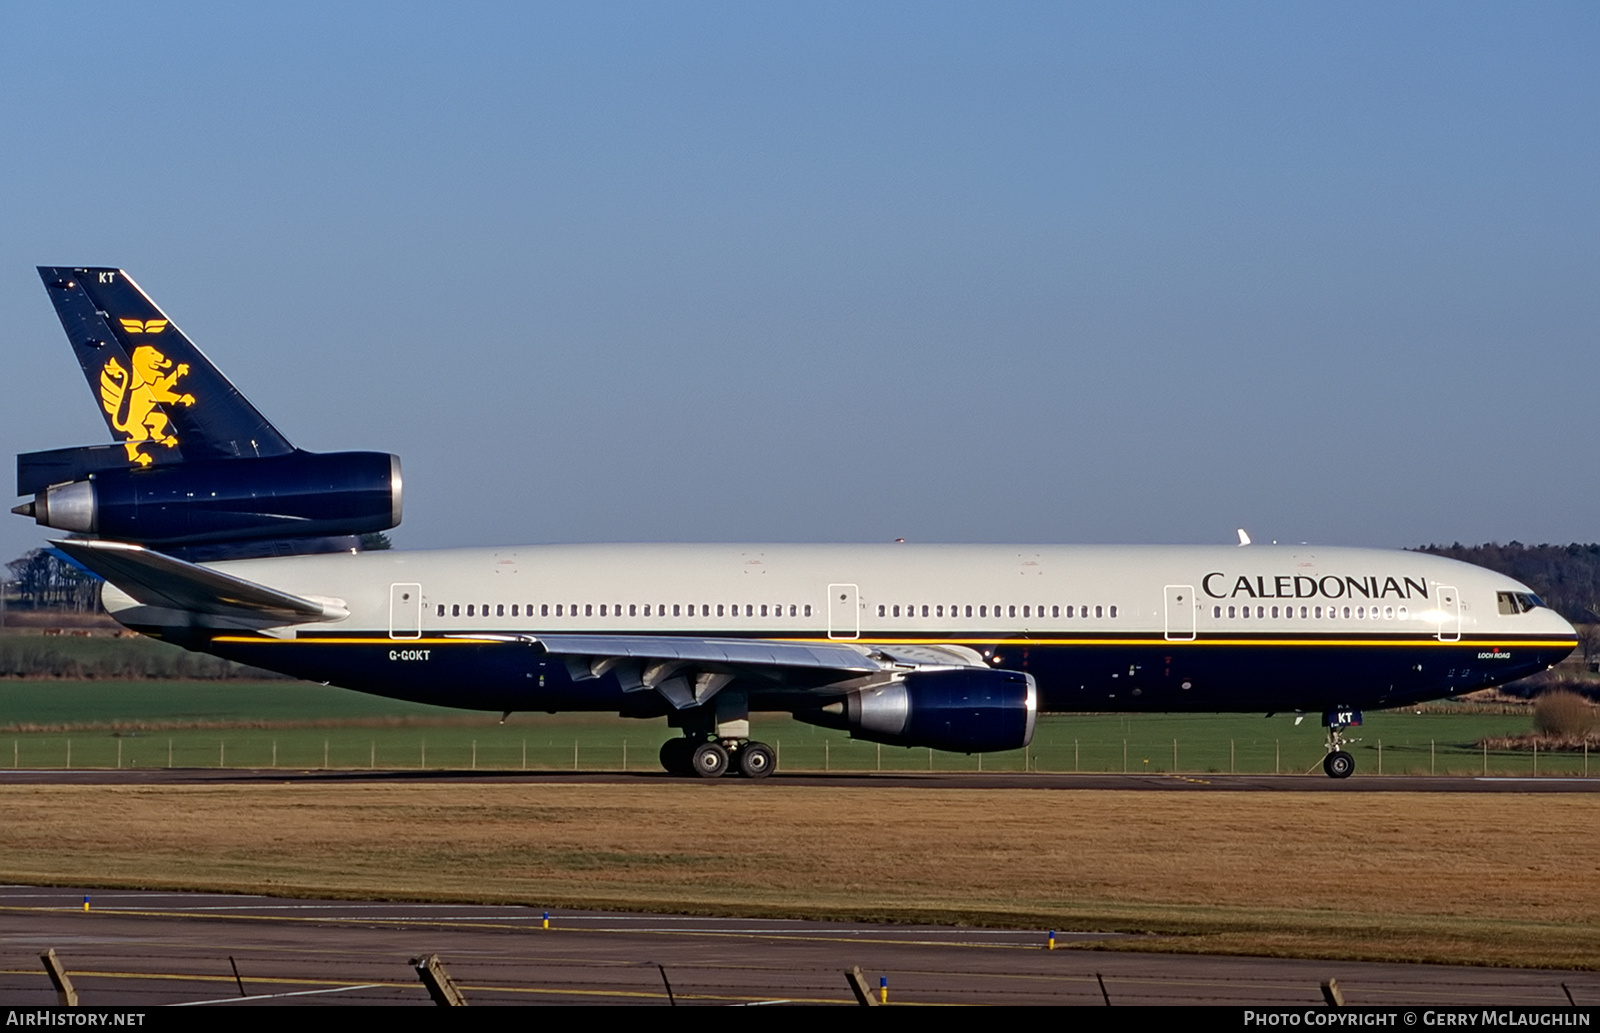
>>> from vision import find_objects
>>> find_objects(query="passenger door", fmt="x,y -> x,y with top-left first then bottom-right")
389,582 -> 422,640
1164,584 -> 1196,641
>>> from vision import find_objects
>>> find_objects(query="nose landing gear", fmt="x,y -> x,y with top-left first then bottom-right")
1321,708 -> 1362,779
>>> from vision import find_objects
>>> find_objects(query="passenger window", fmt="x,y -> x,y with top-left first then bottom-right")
1052,606 -> 1060,618
921,605 -> 929,617
791,605 -> 798,617
1096,605 -> 1104,618
1300,606 -> 1308,618
1109,605 -> 1117,618
965,605 -> 973,617
980,606 -> 988,617
1213,606 -> 1221,618
804,604 -> 812,617
583,604 -> 591,617
1228,606 -> 1236,618
1009,606 -> 1017,618
467,604 -> 475,617
1385,606 -> 1394,619
1342,606 -> 1351,619
437,604 -> 446,617
718,604 -> 725,617
892,605 -> 900,617
936,605 -> 944,617
542,604 -> 550,617
672,604 -> 681,617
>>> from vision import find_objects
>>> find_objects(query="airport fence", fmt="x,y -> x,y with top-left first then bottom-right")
2,715 -> 1593,776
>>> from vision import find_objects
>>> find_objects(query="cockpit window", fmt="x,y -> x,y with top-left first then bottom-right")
1497,591 -> 1546,615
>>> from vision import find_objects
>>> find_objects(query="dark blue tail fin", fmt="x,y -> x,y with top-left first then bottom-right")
37,267 -> 295,465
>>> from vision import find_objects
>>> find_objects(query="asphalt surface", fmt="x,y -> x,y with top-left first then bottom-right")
1,886 -> 1596,1007
1,768 -> 1597,791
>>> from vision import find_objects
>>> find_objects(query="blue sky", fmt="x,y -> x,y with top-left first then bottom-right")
2,2 -> 1597,561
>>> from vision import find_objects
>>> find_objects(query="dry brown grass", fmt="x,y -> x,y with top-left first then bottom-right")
1,783 -> 1596,969
1536,690 -> 1599,737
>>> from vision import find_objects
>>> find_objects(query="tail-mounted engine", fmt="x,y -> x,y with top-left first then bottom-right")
14,448 -> 401,547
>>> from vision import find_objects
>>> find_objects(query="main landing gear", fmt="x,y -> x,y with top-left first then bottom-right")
658,691 -> 776,778
658,736 -> 776,779
1321,708 -> 1362,779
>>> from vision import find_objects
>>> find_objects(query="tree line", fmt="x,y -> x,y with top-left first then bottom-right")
1413,542 -> 1600,624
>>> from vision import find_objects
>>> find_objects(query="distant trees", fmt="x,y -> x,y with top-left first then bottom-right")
3,549 -> 99,612
1414,542 -> 1600,624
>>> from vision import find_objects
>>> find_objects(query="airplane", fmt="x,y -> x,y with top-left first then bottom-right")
14,267 -> 1578,779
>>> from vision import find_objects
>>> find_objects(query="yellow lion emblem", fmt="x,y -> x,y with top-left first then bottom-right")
100,345 -> 196,466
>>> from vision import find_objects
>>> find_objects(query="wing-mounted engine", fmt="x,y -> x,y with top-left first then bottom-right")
796,667 -> 1038,753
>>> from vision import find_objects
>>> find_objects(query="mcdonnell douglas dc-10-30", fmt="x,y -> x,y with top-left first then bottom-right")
14,267 -> 1576,778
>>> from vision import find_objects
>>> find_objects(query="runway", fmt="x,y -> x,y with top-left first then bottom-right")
1,886 -> 1595,1007
1,768 -> 1597,791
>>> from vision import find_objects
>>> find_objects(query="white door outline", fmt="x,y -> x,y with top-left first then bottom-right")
389,582 -> 422,640
827,583 -> 859,640
1164,584 -> 1196,641
1435,584 -> 1460,642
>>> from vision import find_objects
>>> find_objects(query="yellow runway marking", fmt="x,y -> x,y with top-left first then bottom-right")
0,904 -> 1068,953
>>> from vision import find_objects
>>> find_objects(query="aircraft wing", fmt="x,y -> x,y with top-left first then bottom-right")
50,538 -> 348,624
526,634 -> 987,709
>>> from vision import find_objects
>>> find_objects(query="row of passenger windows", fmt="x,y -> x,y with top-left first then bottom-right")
1215,604 -> 1410,620
435,600 -> 1121,621
877,603 -> 1117,619
439,602 -> 815,619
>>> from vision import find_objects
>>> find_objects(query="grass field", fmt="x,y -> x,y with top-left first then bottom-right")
0,782 -> 1595,970
0,679 -> 1592,775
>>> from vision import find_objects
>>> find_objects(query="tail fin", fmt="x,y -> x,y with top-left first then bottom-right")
37,267 -> 294,464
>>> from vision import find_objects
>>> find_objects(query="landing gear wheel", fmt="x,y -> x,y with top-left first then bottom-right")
659,738 -> 694,776
1323,750 -> 1355,779
737,741 -> 776,779
690,741 -> 730,778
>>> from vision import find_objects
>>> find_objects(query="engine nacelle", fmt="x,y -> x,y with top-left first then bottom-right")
17,450 -> 401,546
800,668 -> 1037,753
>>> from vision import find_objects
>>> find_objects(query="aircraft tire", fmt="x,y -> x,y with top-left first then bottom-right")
1323,750 -> 1355,779
659,738 -> 694,776
737,742 -> 776,779
691,741 -> 730,778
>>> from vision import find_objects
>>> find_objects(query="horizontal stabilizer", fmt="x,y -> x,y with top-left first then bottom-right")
50,538 -> 347,624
